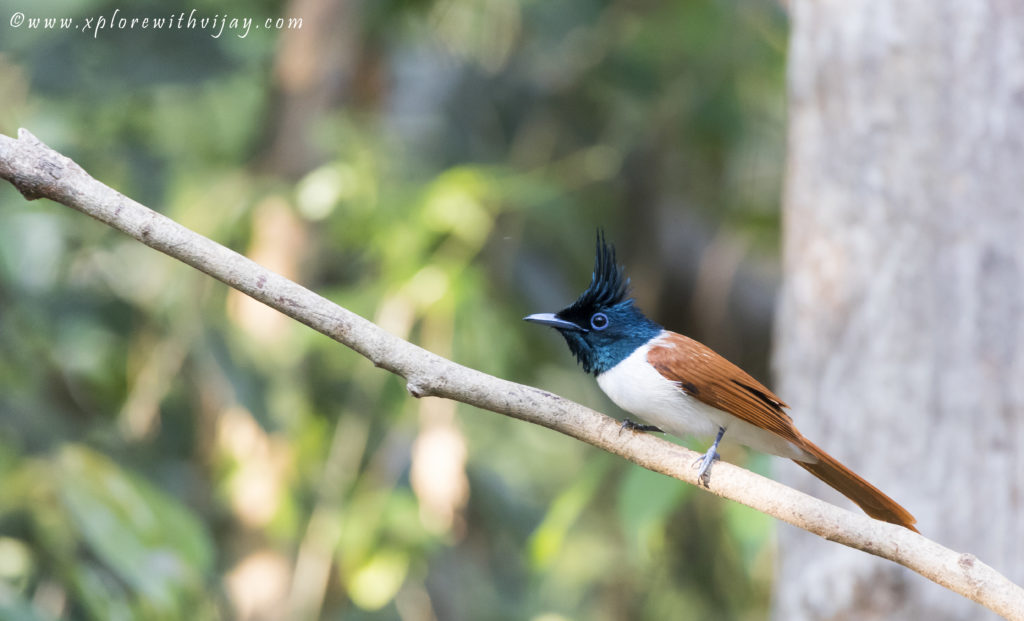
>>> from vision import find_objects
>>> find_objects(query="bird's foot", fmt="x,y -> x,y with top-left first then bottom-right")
692,426 -> 727,487
691,449 -> 720,487
620,419 -> 663,434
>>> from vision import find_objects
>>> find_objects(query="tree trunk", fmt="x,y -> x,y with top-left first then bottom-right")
774,1 -> 1024,619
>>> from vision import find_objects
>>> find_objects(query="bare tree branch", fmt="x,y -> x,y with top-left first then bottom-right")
1,128 -> 1021,621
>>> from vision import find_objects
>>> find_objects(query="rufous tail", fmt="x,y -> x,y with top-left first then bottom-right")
794,440 -> 918,532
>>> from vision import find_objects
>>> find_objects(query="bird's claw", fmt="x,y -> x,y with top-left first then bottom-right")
620,419 -> 664,434
691,449 -> 720,487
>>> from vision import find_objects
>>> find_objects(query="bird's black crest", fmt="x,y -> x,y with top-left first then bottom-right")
562,231 -> 630,315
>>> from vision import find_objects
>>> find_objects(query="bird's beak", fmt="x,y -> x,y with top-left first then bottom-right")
523,313 -> 586,332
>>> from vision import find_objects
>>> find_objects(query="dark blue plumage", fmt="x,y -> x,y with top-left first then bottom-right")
525,232 -> 661,375
561,231 -> 630,316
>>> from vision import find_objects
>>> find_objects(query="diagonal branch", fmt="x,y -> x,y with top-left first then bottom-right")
1,128 -> 1021,621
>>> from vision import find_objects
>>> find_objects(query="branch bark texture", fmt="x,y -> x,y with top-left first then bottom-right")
1,129 -> 1022,620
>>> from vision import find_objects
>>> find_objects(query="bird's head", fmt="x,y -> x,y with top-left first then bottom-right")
525,232 -> 662,375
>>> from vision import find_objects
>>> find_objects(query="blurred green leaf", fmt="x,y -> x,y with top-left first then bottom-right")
617,464 -> 689,557
345,548 -> 410,611
65,561 -> 134,621
723,497 -> 774,567
55,445 -> 212,616
528,457 -> 611,570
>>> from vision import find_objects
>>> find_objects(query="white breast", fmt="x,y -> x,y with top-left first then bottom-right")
596,333 -> 809,460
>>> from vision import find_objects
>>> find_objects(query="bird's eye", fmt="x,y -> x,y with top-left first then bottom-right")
590,312 -> 609,330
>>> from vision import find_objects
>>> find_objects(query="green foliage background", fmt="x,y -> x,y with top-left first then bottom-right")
0,0 -> 787,619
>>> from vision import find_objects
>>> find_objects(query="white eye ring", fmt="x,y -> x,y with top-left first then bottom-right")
590,312 -> 609,330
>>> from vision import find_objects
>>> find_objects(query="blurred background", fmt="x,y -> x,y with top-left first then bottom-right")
0,0 -> 789,619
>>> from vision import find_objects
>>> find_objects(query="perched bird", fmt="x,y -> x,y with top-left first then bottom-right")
525,232 -> 917,531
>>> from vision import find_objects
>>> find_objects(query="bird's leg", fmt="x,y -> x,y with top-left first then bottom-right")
620,419 -> 663,434
693,426 -> 726,486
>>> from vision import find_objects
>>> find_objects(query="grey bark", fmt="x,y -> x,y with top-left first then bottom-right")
776,1 -> 1024,619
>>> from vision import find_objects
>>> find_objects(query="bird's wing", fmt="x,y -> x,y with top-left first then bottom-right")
647,332 -> 918,531
646,332 -> 804,446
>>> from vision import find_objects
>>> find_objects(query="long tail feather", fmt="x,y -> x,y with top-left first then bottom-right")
795,440 -> 918,532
